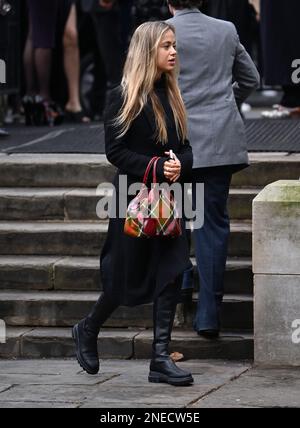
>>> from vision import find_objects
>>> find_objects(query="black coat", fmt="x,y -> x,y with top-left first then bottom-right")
261,0 -> 300,86
80,0 -> 118,13
101,77 -> 193,306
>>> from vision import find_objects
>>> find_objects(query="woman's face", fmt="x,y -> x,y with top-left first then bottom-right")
156,30 -> 177,75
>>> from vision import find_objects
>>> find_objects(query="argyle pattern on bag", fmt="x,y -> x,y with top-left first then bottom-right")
124,157 -> 182,238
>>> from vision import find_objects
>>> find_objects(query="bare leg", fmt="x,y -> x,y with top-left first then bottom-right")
63,4 -> 89,121
34,48 -> 52,100
23,27 -> 36,95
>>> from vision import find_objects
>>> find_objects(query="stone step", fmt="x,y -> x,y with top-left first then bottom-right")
0,291 -> 253,330
231,153 -> 300,188
0,221 -> 252,257
228,188 -> 259,220
0,153 -> 299,188
0,256 -> 253,295
0,154 -> 115,187
0,187 -> 259,221
0,327 -> 253,360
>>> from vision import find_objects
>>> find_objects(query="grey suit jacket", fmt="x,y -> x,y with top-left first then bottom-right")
167,9 -> 260,169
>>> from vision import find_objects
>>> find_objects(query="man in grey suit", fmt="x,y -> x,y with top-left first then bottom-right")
167,0 -> 260,338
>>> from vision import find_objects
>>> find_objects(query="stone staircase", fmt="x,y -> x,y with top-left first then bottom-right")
0,152 -> 299,360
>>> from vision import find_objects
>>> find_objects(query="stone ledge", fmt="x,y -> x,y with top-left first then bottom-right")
0,328 -> 253,361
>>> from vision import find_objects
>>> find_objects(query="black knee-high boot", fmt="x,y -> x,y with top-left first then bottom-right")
72,293 -> 118,375
149,281 -> 194,386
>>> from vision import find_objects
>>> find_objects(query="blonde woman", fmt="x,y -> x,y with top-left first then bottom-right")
73,22 -> 193,386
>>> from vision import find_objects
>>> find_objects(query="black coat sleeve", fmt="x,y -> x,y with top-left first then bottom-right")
176,139 -> 193,183
104,88 -> 166,181
152,140 -> 193,184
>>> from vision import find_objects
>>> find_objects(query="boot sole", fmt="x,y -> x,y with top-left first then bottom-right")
72,325 -> 99,375
148,371 -> 194,386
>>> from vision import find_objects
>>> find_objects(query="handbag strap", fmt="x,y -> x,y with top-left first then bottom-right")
152,157 -> 160,184
143,156 -> 159,185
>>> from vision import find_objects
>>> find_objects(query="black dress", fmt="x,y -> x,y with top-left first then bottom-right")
100,76 -> 193,307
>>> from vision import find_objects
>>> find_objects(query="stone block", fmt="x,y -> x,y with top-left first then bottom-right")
53,257 -> 100,291
255,274 -> 300,366
253,180 -> 300,275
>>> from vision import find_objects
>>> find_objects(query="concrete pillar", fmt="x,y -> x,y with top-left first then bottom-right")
253,180 -> 300,366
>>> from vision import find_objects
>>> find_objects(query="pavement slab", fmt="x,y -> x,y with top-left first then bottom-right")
0,359 -> 250,408
192,367 -> 300,408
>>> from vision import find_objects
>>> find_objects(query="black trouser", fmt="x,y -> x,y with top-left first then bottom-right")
87,278 -> 181,348
91,10 -> 125,89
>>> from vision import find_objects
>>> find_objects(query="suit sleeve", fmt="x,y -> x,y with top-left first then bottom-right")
104,89 -> 166,181
232,26 -> 260,107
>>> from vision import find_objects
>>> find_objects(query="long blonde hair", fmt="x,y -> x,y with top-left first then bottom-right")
115,21 -> 187,144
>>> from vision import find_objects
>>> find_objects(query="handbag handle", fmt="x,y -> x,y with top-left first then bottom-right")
152,157 -> 160,184
142,156 -> 160,185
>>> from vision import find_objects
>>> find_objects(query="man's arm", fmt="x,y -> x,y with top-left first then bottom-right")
232,28 -> 260,107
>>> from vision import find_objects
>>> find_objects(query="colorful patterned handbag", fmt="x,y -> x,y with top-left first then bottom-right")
124,156 -> 182,238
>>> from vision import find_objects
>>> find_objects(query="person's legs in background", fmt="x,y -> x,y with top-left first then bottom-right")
23,0 -> 60,125
192,168 -> 232,338
22,25 -> 36,125
89,51 -> 107,120
63,2 -> 90,122
34,49 -> 52,101
119,0 -> 134,52
23,26 -> 35,97
92,7 -> 125,93
27,0 -> 58,101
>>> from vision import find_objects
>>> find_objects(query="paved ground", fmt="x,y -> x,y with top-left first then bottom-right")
0,359 -> 299,408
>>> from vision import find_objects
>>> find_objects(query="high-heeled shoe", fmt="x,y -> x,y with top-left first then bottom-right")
44,101 -> 65,127
22,95 -> 35,126
33,96 -> 64,127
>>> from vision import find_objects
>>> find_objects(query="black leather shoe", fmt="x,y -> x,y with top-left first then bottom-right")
72,319 -> 99,375
197,329 -> 220,339
149,358 -> 194,386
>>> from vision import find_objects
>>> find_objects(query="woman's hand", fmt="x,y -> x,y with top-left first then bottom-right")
163,151 -> 181,183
